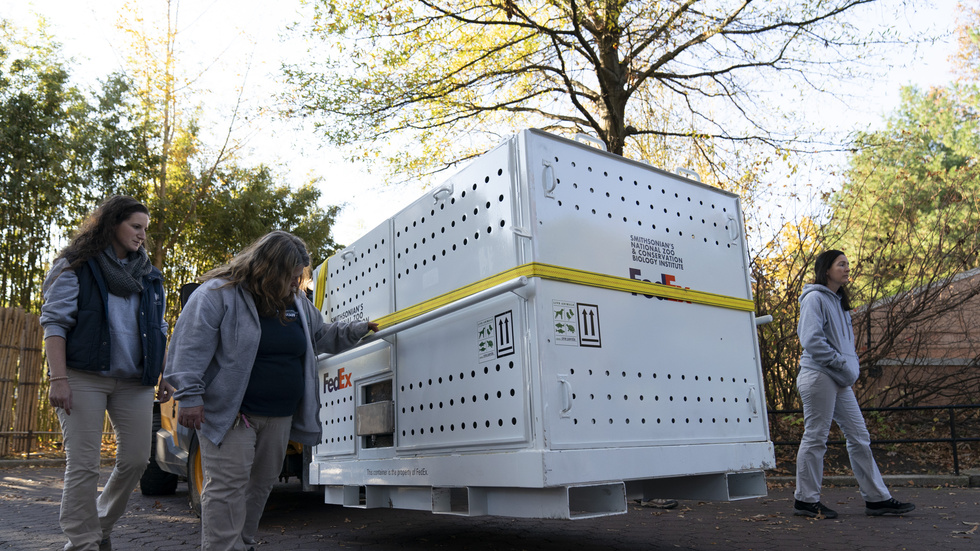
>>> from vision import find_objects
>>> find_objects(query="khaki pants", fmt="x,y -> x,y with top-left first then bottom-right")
198,414 -> 292,551
57,370 -> 154,551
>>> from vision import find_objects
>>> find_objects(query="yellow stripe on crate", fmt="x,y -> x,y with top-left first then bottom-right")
371,262 -> 754,329
313,262 -> 330,311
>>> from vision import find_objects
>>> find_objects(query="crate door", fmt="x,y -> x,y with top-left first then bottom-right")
519,130 -> 751,302
323,221 -> 394,323
392,143 -> 525,310
536,280 -> 769,450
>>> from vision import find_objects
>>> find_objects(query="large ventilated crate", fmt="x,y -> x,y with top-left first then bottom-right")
310,129 -> 774,519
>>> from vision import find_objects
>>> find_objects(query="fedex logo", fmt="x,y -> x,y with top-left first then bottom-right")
323,367 -> 352,393
629,268 -> 690,303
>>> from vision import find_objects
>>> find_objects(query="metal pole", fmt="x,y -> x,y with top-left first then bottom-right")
947,406 -> 960,476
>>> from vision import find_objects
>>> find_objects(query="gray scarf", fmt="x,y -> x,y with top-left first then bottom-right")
96,247 -> 152,296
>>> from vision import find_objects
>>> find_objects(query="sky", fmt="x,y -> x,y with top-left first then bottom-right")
6,0 -> 426,245
3,0 -> 964,245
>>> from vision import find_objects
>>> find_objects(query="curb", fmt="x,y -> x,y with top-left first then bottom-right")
0,458 -> 115,468
767,473 -> 980,488
4,462 -> 976,487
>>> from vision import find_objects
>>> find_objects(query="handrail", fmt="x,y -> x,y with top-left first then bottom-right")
769,404 -> 980,476
317,276 -> 529,362
368,275 -> 528,342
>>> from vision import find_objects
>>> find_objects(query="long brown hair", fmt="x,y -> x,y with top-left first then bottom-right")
57,196 -> 150,270
202,231 -> 311,319
813,249 -> 851,311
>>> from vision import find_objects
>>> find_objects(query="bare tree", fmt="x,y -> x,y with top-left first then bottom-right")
286,0 -> 916,180
752,217 -> 821,410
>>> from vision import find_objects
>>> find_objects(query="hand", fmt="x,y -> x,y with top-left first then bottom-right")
48,379 -> 72,415
367,321 -> 380,333
157,380 -> 175,403
178,405 -> 205,430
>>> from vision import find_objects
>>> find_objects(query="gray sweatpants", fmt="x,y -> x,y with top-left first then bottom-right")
57,370 -> 153,551
794,368 -> 891,503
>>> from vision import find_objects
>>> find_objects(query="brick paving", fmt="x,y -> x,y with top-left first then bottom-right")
1,465 -> 977,550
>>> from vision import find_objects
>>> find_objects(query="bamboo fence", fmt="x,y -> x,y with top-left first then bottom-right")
0,307 -> 121,457
0,308 -> 22,453
0,307 -> 49,456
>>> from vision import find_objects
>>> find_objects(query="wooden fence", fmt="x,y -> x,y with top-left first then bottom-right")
0,307 -> 47,456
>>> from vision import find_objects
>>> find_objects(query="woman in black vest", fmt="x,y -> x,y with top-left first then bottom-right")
40,196 -> 171,551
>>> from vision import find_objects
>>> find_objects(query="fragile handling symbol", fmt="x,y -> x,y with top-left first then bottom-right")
494,310 -> 515,358
576,303 -> 601,348
581,310 -> 597,335
498,317 -> 510,344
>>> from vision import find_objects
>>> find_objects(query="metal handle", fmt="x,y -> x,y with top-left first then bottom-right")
754,315 -> 773,326
542,160 -> 557,197
727,214 -> 739,241
559,377 -> 573,417
510,226 -> 531,238
341,249 -> 355,261
574,133 -> 607,151
748,386 -> 758,414
432,184 -> 453,203
675,167 -> 701,182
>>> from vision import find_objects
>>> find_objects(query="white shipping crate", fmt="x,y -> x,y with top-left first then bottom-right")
310,129 -> 774,519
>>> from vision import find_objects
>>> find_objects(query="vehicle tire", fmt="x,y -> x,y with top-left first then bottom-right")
140,404 -> 178,496
187,436 -> 204,517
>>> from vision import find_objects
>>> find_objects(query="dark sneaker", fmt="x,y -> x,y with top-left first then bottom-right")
794,499 -> 838,519
99,538 -> 112,551
865,498 -> 915,516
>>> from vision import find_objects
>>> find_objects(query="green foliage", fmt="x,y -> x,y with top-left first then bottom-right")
827,85 -> 980,297
0,20 -> 89,310
87,73 -> 162,202
0,16 -> 344,326
784,414 -> 804,427
752,218 -> 823,410
187,168 -> 340,271
158,166 -> 341,323
99,1 -> 346,325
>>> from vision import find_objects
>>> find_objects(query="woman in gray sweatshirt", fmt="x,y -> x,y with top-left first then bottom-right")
794,250 -> 915,518
793,249 -> 914,519
165,231 -> 377,551
41,196 -> 170,551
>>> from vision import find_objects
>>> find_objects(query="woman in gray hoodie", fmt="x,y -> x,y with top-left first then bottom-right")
41,196 -> 171,551
793,249 -> 914,519
166,231 -> 377,550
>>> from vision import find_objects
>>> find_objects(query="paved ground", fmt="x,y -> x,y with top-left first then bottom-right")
0,465 -> 977,550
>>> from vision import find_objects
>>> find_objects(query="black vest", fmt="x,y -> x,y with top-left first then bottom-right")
64,258 -> 166,386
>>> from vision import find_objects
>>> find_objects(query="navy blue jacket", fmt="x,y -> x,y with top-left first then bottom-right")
65,258 -> 166,386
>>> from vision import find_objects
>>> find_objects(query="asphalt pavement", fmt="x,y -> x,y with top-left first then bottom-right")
1,464 -> 977,550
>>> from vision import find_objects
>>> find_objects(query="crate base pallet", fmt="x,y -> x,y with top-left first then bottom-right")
311,129 -> 775,519
311,444 -> 771,519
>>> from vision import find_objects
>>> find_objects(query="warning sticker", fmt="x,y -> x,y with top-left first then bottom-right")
477,318 -> 495,362
552,300 -> 578,346
577,303 -> 602,348
477,311 -> 516,361
494,311 -> 515,358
